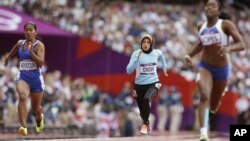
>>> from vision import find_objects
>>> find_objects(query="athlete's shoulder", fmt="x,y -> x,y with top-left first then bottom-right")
17,39 -> 26,44
221,19 -> 234,27
153,49 -> 161,52
221,19 -> 236,34
17,39 -> 24,43
198,23 -> 205,31
36,40 -> 45,48
197,20 -> 207,31
15,39 -> 25,48
132,49 -> 141,55
134,49 -> 141,53
153,49 -> 163,55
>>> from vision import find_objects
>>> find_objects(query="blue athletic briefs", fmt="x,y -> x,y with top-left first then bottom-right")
198,62 -> 229,80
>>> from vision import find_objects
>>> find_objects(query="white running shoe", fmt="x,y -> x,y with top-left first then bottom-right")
140,124 -> 150,135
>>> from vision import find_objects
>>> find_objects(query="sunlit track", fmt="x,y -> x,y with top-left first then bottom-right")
0,131 -> 229,141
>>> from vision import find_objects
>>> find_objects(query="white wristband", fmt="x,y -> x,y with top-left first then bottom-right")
184,54 -> 191,59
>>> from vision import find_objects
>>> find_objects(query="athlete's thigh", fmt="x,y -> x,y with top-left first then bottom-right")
197,68 -> 213,96
16,80 -> 30,96
144,86 -> 158,100
211,80 -> 227,99
134,84 -> 147,99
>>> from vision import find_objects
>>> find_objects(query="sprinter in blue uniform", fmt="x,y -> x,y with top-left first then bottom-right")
184,0 -> 246,140
3,22 -> 45,136
127,33 -> 168,135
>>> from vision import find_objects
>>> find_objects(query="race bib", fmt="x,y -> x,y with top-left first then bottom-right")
200,33 -> 221,46
139,63 -> 156,75
20,60 -> 37,70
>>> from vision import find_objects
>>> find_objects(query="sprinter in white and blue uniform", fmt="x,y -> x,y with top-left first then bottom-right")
3,22 -> 45,136
126,33 -> 168,135
184,0 -> 246,141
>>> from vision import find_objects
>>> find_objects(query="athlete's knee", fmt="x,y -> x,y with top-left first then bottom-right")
144,88 -> 158,101
18,92 -> 28,102
199,87 -> 210,95
143,96 -> 150,102
143,93 -> 153,102
199,88 -> 210,101
200,94 -> 209,103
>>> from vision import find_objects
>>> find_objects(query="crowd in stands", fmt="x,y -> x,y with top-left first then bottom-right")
2,0 -> 249,94
0,54 -> 184,137
0,0 -> 250,137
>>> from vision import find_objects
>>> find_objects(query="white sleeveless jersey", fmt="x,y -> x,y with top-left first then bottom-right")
199,19 -> 229,46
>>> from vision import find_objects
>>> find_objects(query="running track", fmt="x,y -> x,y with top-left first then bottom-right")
0,131 -> 229,141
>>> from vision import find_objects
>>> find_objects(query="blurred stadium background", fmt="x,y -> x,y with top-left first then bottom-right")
0,0 -> 249,140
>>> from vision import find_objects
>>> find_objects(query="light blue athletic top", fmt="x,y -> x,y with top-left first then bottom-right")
126,49 -> 167,85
